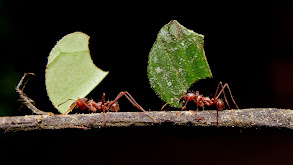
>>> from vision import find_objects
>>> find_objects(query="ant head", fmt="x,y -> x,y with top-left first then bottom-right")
74,98 -> 88,111
109,101 -> 119,112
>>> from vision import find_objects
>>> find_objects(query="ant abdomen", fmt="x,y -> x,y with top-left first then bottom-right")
216,99 -> 224,111
109,101 -> 119,112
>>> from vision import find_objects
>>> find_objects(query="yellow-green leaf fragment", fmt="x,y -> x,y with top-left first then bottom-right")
45,32 -> 108,114
147,20 -> 212,108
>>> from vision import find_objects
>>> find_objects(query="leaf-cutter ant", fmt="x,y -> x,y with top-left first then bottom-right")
162,82 -> 239,126
59,91 -> 157,125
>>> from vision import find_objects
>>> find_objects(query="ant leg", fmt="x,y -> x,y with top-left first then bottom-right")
100,93 -> 107,126
190,97 -> 204,111
217,110 -> 219,127
107,92 -> 157,123
215,82 -> 239,110
102,106 -> 107,126
59,99 -> 78,115
214,82 -> 231,109
102,93 -> 106,125
214,81 -> 221,98
62,103 -> 76,115
176,99 -> 189,115
107,92 -> 137,109
101,93 -> 105,105
215,82 -> 239,125
161,102 -> 170,111
125,94 -> 157,123
123,92 -> 157,123
161,95 -> 182,111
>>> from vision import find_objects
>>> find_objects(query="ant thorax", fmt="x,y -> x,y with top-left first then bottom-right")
86,99 -> 98,112
181,92 -> 203,101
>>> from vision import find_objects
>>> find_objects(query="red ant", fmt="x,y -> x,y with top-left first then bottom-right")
59,91 -> 157,125
161,82 -> 239,126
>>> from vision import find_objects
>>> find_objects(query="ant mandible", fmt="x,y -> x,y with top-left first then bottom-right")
59,91 -> 157,125
161,82 -> 239,126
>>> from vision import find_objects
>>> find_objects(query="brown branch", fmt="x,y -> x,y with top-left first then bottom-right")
10,73 -> 293,132
0,108 -> 292,132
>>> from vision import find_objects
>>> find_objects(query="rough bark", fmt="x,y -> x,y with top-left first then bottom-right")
1,108 -> 292,132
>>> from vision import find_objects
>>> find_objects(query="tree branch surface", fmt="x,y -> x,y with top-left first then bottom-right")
11,74 -> 293,132
1,108 -> 292,132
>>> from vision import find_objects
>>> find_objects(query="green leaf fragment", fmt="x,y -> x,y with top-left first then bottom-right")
147,20 -> 212,108
46,32 -> 109,114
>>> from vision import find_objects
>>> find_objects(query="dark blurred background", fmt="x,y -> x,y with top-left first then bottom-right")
1,1 -> 293,165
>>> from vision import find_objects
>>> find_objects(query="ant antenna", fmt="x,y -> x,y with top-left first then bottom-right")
161,95 -> 184,111
58,99 -> 76,107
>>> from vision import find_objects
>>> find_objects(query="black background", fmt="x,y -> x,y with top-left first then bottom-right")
1,1 -> 293,165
